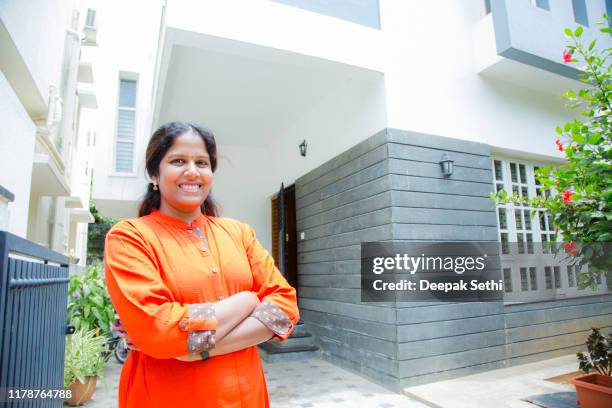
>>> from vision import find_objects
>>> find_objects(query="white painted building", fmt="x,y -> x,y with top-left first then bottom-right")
89,0 -> 608,249
84,0 -> 611,388
0,0 -> 97,264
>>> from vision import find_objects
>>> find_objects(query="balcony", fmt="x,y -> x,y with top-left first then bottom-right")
474,0 -> 611,94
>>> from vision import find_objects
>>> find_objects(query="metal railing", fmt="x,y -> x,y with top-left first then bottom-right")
0,231 -> 70,407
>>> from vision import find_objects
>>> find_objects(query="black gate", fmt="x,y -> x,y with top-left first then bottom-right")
0,231 -> 70,407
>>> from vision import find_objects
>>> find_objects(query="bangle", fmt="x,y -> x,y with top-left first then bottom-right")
200,350 -> 210,361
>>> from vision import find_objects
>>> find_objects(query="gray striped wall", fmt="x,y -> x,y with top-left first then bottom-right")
295,128 -> 612,391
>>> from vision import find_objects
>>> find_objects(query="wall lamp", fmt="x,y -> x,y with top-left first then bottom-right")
440,153 -> 454,177
299,140 -> 308,157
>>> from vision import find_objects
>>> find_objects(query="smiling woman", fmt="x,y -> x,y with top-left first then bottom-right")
104,122 -> 300,408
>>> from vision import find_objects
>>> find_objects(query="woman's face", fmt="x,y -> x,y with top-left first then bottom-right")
153,130 -> 213,223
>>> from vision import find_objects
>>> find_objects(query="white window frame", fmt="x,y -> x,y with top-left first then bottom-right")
111,74 -> 138,176
492,157 -> 609,303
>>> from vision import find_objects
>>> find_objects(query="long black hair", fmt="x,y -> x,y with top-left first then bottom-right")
138,121 -> 219,217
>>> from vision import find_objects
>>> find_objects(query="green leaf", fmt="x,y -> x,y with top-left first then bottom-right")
565,28 -> 573,37
588,40 -> 596,51
575,26 -> 583,37
598,232 -> 612,241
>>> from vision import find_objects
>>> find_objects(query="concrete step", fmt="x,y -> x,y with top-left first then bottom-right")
258,346 -> 320,363
268,334 -> 314,348
291,322 -> 309,338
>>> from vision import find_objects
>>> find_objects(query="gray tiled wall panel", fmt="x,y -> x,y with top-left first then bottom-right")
299,260 -> 360,275
504,299 -> 612,328
505,346 -> 587,368
299,273 -> 361,289
298,287 -> 361,304
392,223 -> 498,241
399,345 -> 507,377
297,161 -> 389,209
298,298 -> 396,324
400,360 -> 507,389
388,143 -> 491,170
388,158 -> 493,183
398,330 -> 507,360
295,128 -> 610,388
391,207 -> 497,226
300,309 -> 397,342
386,129 -> 490,156
313,333 -> 399,377
297,176 -> 391,220
398,315 -> 505,342
300,208 -> 392,240
396,302 -> 504,324
506,314 -> 612,343
506,328 -> 612,359
298,244 -> 362,263
391,191 -> 496,211
502,294 -> 612,312
296,128 -> 387,186
390,174 -> 494,197
297,144 -> 388,199
299,224 -> 392,253
305,321 -> 397,359
298,191 -> 391,230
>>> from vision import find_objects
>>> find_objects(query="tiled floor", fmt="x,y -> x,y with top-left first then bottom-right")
76,353 -> 583,407
83,356 -> 428,408
263,359 -> 426,408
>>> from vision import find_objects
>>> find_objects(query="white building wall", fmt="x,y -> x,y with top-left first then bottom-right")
0,0 -> 77,118
209,71 -> 386,250
380,0 -> 568,159
0,71 -> 36,237
86,0 -> 163,215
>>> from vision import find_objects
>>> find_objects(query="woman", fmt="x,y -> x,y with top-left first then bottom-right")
104,122 -> 299,408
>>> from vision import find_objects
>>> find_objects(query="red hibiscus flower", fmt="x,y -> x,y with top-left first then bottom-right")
563,49 -> 573,64
555,139 -> 565,152
563,241 -> 577,256
562,190 -> 574,204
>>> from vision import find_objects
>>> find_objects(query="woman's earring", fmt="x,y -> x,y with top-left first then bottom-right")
153,183 -> 158,191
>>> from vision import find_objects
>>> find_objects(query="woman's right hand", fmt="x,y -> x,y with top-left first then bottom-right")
174,291 -> 260,362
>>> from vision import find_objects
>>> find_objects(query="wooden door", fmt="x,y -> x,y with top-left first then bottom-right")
271,184 -> 298,296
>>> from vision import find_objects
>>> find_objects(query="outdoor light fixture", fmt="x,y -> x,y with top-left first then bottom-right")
440,153 -> 454,177
299,140 -> 307,157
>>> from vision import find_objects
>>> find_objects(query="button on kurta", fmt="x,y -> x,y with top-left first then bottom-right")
211,267 -> 219,273
200,246 -> 208,252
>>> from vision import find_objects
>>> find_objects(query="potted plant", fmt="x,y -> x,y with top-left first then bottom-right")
64,329 -> 109,406
571,327 -> 612,408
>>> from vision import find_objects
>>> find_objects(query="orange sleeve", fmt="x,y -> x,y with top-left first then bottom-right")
241,223 -> 300,341
104,221 -> 217,359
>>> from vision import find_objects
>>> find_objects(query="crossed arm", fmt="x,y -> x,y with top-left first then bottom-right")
175,291 -> 274,362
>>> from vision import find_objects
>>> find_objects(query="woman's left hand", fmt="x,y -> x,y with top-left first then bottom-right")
175,352 -> 203,362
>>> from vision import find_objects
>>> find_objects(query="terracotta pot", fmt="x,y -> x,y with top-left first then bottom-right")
66,376 -> 98,406
571,373 -> 612,408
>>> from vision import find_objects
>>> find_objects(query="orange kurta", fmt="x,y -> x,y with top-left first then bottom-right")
104,210 -> 300,408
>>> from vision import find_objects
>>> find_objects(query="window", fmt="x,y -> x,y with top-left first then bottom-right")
114,78 -> 137,173
492,158 -> 609,302
572,0 -> 589,27
532,0 -> 550,11
484,0 -> 491,15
